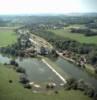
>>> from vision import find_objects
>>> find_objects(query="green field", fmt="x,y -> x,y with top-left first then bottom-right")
50,28 -> 97,44
0,26 -> 92,100
0,27 -> 17,46
0,64 -> 91,100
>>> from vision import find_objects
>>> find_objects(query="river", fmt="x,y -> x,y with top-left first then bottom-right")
0,54 -> 97,89
55,57 -> 97,89
0,54 -> 63,84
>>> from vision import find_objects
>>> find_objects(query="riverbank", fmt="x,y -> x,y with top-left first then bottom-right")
29,33 -> 97,79
0,63 -> 92,100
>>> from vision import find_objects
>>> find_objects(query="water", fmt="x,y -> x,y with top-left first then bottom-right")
55,57 -> 97,89
0,55 -> 11,63
16,58 -> 63,84
0,54 -> 97,89
0,54 -> 63,84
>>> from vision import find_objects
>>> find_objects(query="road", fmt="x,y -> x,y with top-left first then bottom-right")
29,35 -> 67,84
42,59 -> 67,84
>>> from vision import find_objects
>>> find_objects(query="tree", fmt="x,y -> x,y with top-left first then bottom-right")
16,67 -> 26,73
50,49 -> 58,57
84,87 -> 95,97
10,60 -> 19,67
93,93 -> 97,100
95,67 -> 97,74
40,46 -> 47,55
77,80 -> 86,91
20,75 -> 29,84
24,83 -> 32,89
88,51 -> 97,65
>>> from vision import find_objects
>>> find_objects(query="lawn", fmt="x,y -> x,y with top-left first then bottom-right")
50,28 -> 97,44
0,27 -> 17,47
0,64 -> 91,100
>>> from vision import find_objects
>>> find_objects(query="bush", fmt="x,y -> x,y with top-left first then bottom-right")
64,84 -> 71,90
46,83 -> 56,89
64,78 -> 77,90
24,83 -> 32,89
93,93 -> 97,100
46,84 -> 50,89
20,75 -> 29,84
94,67 -> 97,74
54,90 -> 59,94
16,67 -> 26,73
77,80 -> 86,91
71,82 -> 78,90
10,60 -> 19,67
66,78 -> 76,85
9,80 -> 13,83
84,87 -> 95,97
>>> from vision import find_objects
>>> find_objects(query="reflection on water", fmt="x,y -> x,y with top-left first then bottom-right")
55,57 -> 97,89
16,58 -> 63,84
0,54 -> 11,63
0,54 -> 63,84
0,54 -> 97,89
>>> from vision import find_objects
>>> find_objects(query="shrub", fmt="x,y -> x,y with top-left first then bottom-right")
93,93 -> 97,100
10,60 -> 19,67
84,87 -> 95,97
20,75 -> 29,84
9,80 -> 13,83
24,83 -> 32,89
77,80 -> 86,91
64,84 -> 71,90
16,67 -> 26,73
54,90 -> 59,94
46,84 -> 51,89
66,78 -> 76,85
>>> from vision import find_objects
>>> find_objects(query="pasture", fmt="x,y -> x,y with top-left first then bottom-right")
50,28 -> 97,44
0,64 -> 91,100
0,27 -> 17,46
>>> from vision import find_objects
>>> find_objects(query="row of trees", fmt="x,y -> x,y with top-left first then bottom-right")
0,31 -> 32,57
0,44 -> 25,57
70,28 -> 97,36
65,78 -> 97,100
30,29 -> 97,68
9,60 -> 32,89
86,23 -> 97,29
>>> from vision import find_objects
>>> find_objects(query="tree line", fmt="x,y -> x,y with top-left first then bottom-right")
30,29 -> 97,69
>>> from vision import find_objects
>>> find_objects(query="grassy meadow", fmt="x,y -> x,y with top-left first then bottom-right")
0,64 -> 91,100
50,27 -> 97,44
0,27 -> 17,46
0,26 -> 92,100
